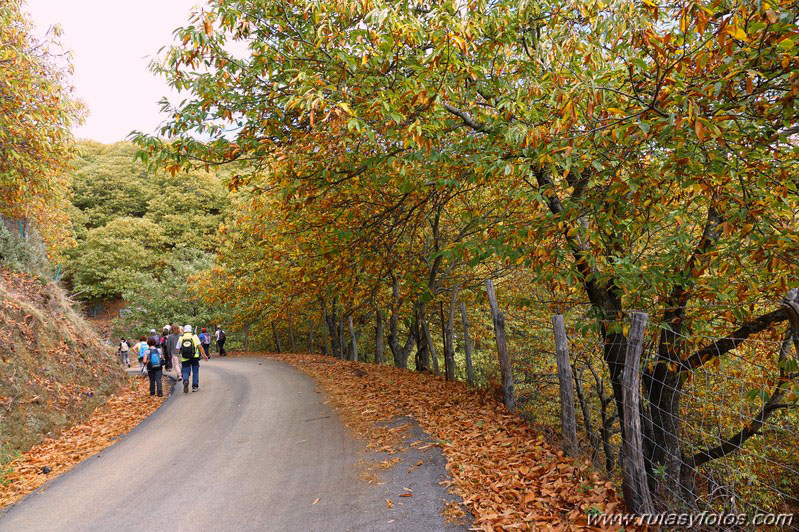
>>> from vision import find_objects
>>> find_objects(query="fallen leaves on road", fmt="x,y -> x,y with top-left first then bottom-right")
0,377 -> 166,509
249,353 -> 622,531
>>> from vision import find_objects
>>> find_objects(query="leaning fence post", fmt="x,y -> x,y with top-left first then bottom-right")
552,315 -> 578,457
782,289 -> 799,355
621,311 -> 655,514
485,279 -> 515,412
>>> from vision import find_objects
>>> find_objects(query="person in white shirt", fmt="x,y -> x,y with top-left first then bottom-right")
215,326 -> 227,356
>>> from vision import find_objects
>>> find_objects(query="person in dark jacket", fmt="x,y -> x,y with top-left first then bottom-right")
143,338 -> 164,397
160,326 -> 171,370
215,326 -> 227,356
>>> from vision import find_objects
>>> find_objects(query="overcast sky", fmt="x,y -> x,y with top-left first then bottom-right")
25,0 -> 202,143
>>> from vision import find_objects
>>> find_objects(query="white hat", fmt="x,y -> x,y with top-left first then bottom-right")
163,325 -> 170,330
149,329 -> 156,334
184,325 -> 193,333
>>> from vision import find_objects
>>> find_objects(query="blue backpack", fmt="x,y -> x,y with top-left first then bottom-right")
147,347 -> 162,369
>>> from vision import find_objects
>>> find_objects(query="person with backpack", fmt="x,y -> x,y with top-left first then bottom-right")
215,326 -> 227,356
160,326 -> 171,371
132,336 -> 149,374
199,327 -> 211,359
118,337 -> 131,368
179,325 -> 208,393
143,338 -> 164,397
166,324 -> 182,380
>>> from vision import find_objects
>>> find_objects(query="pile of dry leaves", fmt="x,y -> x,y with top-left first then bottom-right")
0,377 -> 165,509
243,353 -> 622,531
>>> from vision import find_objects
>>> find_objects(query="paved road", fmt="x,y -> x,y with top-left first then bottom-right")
0,357 -> 464,532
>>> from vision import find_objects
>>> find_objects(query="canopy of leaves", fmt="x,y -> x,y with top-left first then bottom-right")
68,217 -> 165,300
116,249 -> 221,336
65,141 -> 231,300
0,1 -> 83,256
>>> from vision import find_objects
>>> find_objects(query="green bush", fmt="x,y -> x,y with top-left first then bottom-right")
0,219 -> 52,278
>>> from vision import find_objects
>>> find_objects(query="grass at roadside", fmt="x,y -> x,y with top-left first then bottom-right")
0,376 -> 166,509
236,352 -> 622,531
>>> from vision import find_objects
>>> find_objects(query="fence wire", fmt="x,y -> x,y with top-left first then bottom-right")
537,310 -> 799,530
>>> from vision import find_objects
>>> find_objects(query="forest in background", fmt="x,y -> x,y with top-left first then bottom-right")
62,141 -> 232,336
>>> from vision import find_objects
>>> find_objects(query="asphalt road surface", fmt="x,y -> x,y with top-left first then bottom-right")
0,357 -> 466,532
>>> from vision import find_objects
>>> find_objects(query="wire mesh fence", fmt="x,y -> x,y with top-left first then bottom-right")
543,305 -> 799,529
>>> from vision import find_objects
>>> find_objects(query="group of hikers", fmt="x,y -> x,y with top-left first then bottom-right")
117,325 -> 227,396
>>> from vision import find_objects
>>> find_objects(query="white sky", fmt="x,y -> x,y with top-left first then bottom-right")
25,0 -> 203,143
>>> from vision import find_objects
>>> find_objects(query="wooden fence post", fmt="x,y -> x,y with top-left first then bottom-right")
621,311 -> 655,514
485,279 -> 515,412
552,315 -> 578,457
782,289 -> 799,355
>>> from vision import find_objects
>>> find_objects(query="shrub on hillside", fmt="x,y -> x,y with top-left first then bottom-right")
0,219 -> 52,278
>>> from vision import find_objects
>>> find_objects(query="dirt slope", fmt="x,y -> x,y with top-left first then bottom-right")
0,269 -> 125,455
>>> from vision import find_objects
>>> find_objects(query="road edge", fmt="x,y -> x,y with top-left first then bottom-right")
0,373 -> 178,516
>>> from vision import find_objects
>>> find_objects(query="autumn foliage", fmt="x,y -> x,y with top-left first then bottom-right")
133,0 -> 798,517
0,1 -> 83,256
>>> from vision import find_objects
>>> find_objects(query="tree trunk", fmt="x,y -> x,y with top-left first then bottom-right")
308,318 -> 314,353
272,321 -> 282,353
348,314 -> 358,362
574,365 -> 602,469
338,317 -> 346,360
414,302 -> 430,372
243,322 -> 251,351
439,302 -> 449,379
288,319 -> 297,352
325,302 -> 341,358
375,308 -> 384,364
322,305 -> 330,356
486,279 -> 514,412
421,306 -> 438,374
460,301 -> 475,386
444,285 -> 459,382
387,276 -> 415,368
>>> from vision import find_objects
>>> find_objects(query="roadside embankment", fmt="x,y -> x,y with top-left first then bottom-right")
0,269 -> 125,454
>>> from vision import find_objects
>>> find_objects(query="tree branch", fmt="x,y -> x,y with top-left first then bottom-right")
683,308 -> 788,370
441,102 -> 487,132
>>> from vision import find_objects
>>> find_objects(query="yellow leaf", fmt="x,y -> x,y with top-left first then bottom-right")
727,25 -> 748,41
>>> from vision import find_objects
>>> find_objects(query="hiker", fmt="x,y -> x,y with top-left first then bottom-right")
215,326 -> 227,356
199,327 -> 211,359
132,336 -> 149,374
160,326 -> 171,370
148,328 -> 159,345
179,324 -> 208,393
118,337 -> 131,368
143,338 -> 164,397
167,324 -> 182,380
